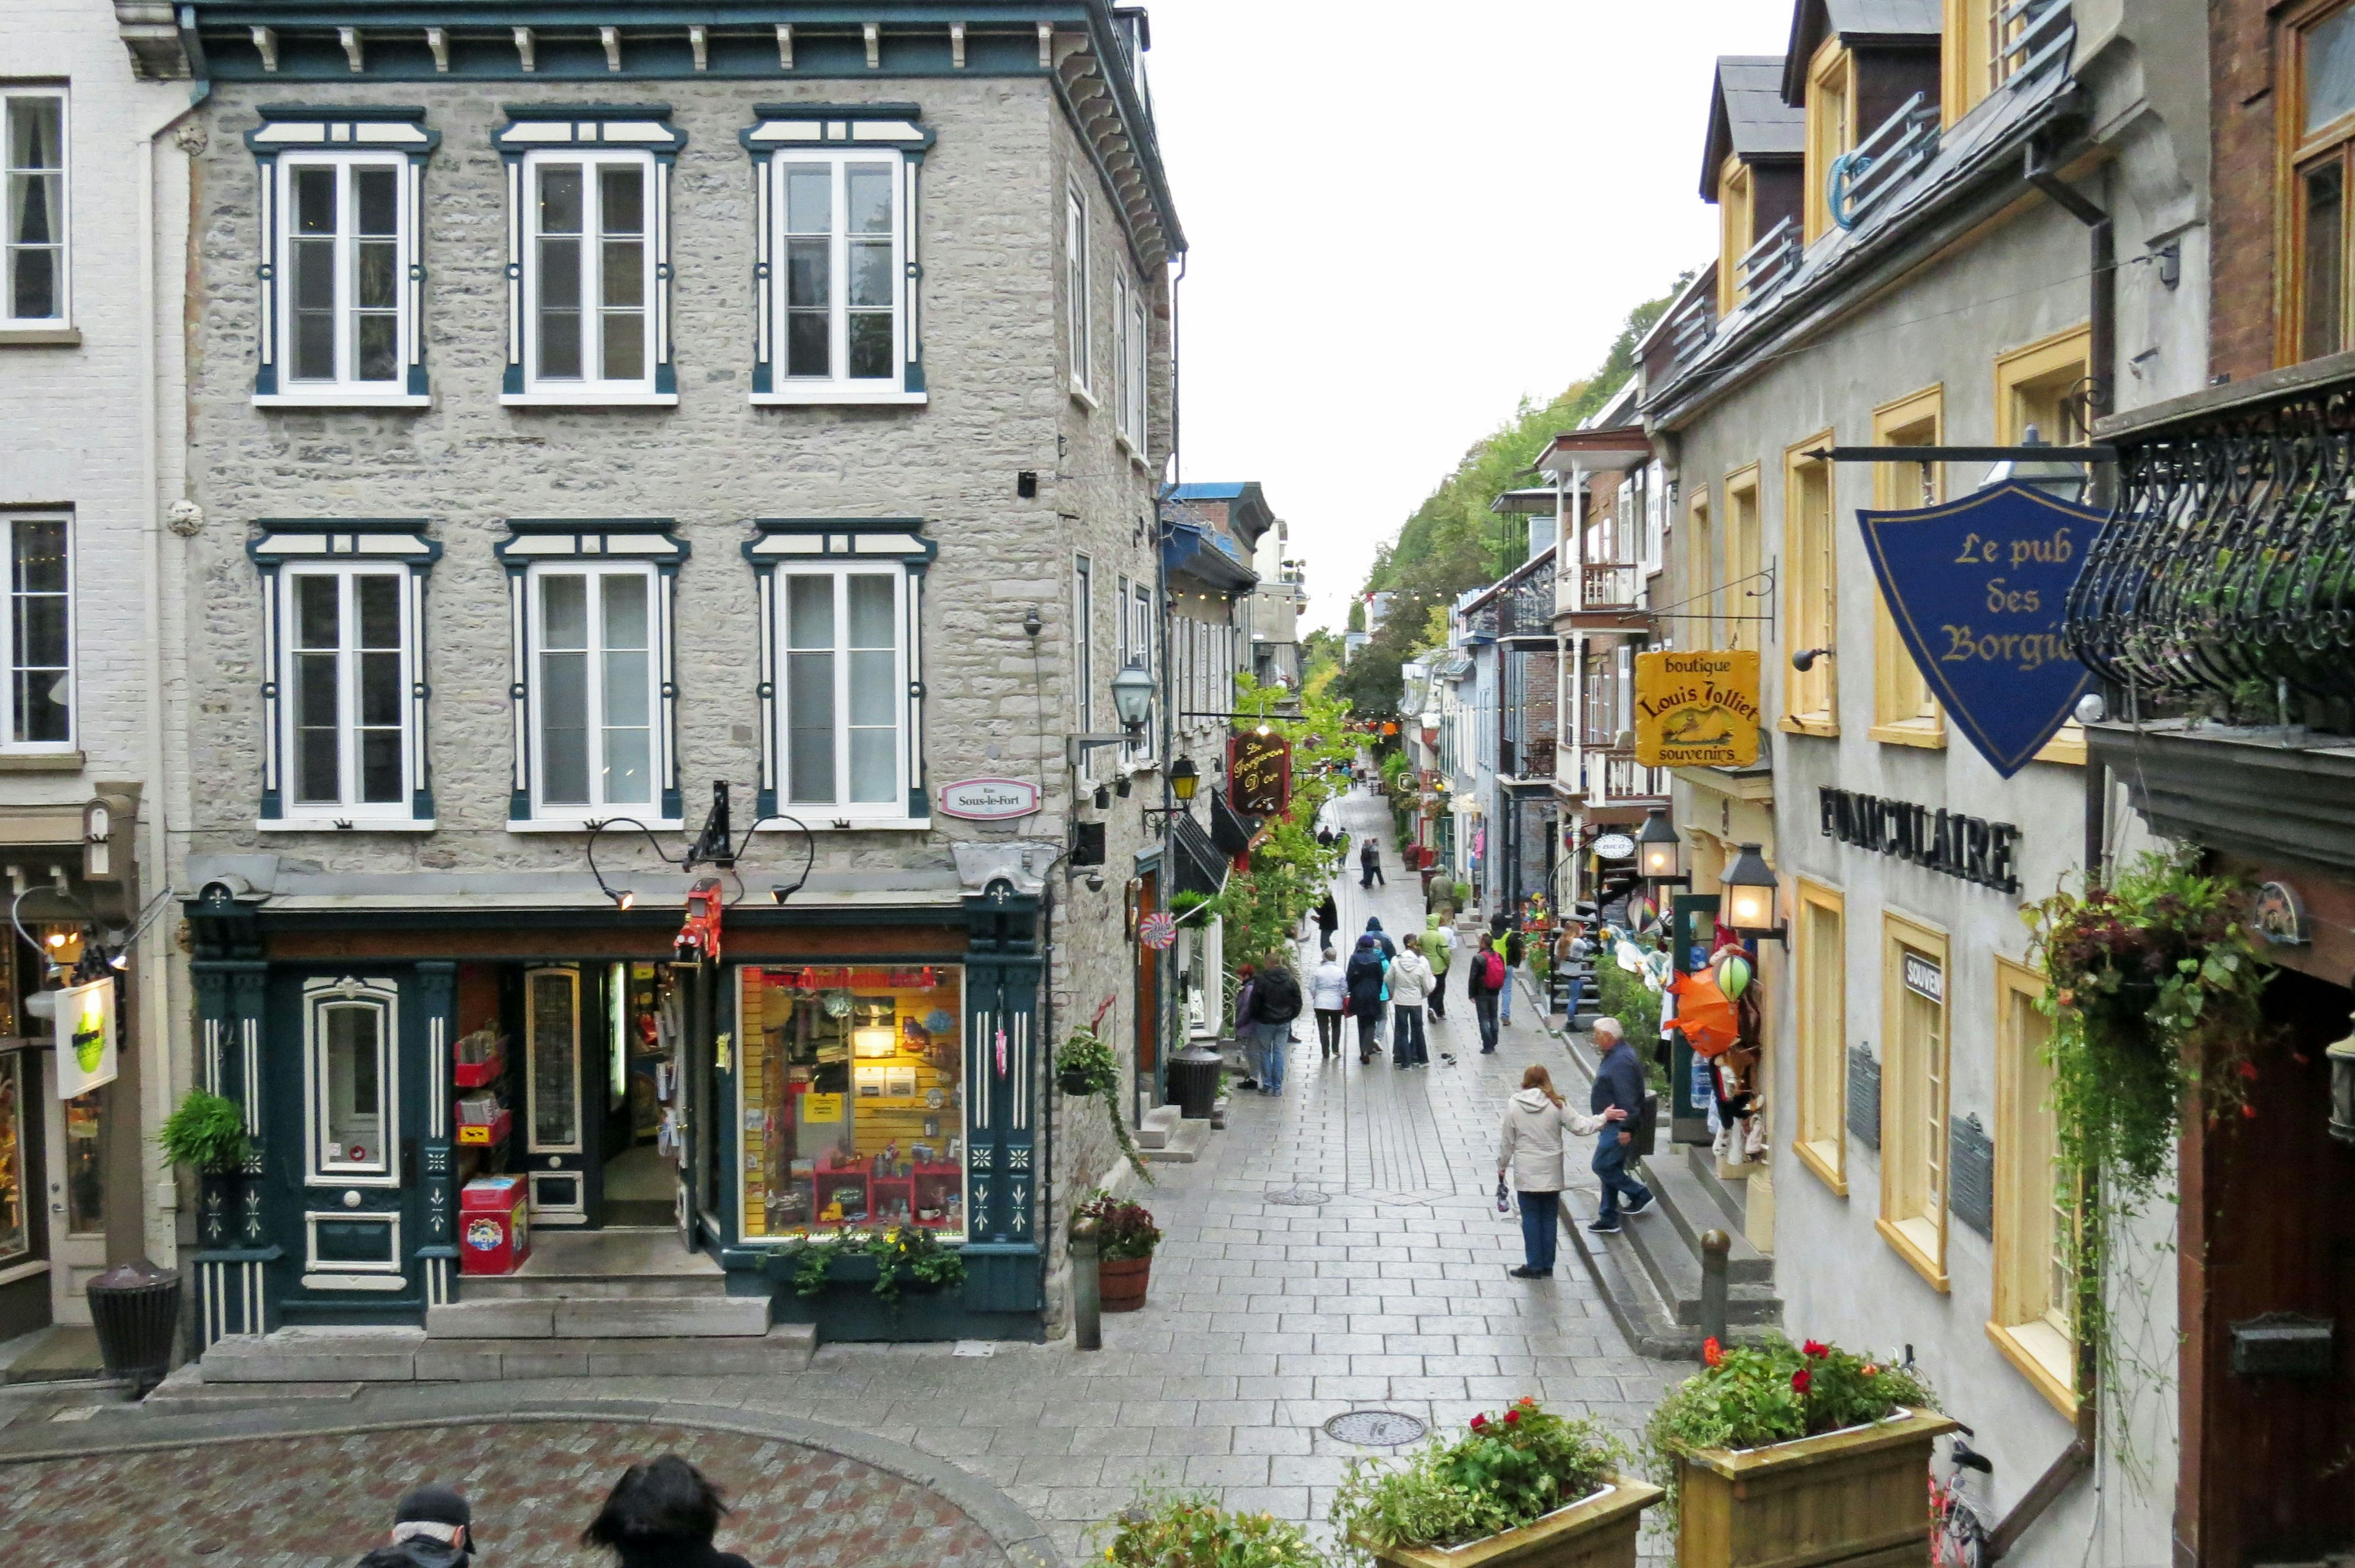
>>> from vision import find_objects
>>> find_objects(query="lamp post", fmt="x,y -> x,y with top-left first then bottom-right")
2328,1011 -> 2355,1147
1721,842 -> 1787,943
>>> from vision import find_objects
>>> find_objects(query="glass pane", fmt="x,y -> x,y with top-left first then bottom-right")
5,102 -> 62,323
293,165 -> 337,235
848,310 -> 891,379
6,99 -> 60,177
293,576 -> 340,803
294,573 -> 339,650
848,648 -> 895,727
354,294 -> 399,382
539,164 -> 583,234
356,574 -> 400,649
2303,161 -> 2346,362
354,166 -> 397,237
323,1006 -> 382,1167
847,575 -> 893,648
786,166 -> 831,233
538,237 -> 582,380
600,574 -> 651,805
602,572 -> 648,650
530,971 -> 580,1150
600,165 -> 644,235
787,309 -> 830,378
359,722 -> 402,805
538,576 -> 589,806
601,310 -> 645,381
847,166 -> 892,234
786,574 -> 834,649
601,240 -> 643,310
0,1055 -> 26,1261
291,235 -> 335,380
358,649 -> 400,727
786,652 -> 835,803
64,1086 -> 103,1236
541,573 -> 588,648
848,721 -> 894,802
2307,6 -> 2355,134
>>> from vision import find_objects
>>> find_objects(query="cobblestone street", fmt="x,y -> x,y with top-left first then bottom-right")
0,792 -> 1679,1566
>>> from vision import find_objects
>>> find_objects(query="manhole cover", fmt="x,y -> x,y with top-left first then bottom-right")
1325,1410 -> 1430,1447
1265,1188 -> 1330,1206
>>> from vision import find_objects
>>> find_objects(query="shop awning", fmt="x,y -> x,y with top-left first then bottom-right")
1170,811 -> 1228,898
1209,792 -> 1258,857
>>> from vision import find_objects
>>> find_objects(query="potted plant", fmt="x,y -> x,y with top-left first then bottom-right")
1074,1188 -> 1161,1311
1333,1397 -> 1660,1568
1642,1336 -> 1949,1568
1097,1487 -> 1323,1567
157,1088 -> 251,1249
1057,1025 -> 1152,1182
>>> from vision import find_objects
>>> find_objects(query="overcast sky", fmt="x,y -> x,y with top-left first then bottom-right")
1147,1 -> 1793,632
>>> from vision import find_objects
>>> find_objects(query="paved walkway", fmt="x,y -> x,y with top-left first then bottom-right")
4,790 -> 1680,1566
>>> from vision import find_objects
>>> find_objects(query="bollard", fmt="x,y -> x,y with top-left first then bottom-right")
1071,1215 -> 1102,1352
1699,1228 -> 1731,1350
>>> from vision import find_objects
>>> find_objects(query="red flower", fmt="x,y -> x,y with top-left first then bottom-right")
1861,1364 -> 1879,1377
2237,1060 -> 2259,1081
2241,1103 -> 2259,1120
1702,1337 -> 1724,1367
1470,1414 -> 1488,1431
1802,1339 -> 1831,1358
1503,1409 -> 1521,1424
1791,1369 -> 1813,1394
1517,1396 -> 1537,1409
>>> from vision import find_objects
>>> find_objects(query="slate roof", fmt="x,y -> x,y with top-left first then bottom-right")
1783,0 -> 1942,104
1701,56 -> 1806,199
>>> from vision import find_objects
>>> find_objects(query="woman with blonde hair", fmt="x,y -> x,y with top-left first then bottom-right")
1496,1063 -> 1626,1277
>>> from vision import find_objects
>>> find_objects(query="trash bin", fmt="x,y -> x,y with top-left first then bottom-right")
86,1258 -> 181,1397
1167,1042 -> 1222,1120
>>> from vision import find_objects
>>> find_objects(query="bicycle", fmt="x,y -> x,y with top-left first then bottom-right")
1929,1426 -> 1993,1568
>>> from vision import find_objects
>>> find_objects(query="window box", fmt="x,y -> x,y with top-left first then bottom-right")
1363,1480 -> 1661,1568
1674,1410 -> 1958,1568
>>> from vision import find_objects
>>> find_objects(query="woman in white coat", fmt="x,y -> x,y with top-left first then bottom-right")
1496,1064 -> 1626,1277
1387,935 -> 1435,1068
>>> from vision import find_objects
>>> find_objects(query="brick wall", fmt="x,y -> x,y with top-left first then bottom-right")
2211,0 -> 2278,382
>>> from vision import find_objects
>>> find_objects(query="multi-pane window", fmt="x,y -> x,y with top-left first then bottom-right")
3,93 -> 65,326
2291,6 -> 2355,363
0,517 -> 69,750
1783,443 -> 1836,725
281,157 -> 409,393
1879,917 -> 1950,1288
1872,389 -> 1945,743
1794,881 -> 1846,1193
1124,580 -> 1155,762
1125,286 -> 1150,446
1074,556 -> 1095,780
527,155 -> 653,393
780,567 -> 909,813
286,569 -> 410,815
1993,957 -> 2078,1411
775,153 -> 903,389
1066,185 -> 1091,394
1112,272 -> 1132,438
532,567 -> 657,816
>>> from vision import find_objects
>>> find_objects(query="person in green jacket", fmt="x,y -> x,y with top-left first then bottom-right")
1422,913 -> 1452,1020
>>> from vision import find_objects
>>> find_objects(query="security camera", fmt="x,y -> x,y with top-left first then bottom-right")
1086,870 -> 1106,893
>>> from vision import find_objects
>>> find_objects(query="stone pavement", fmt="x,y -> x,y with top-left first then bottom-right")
1,789 -> 1682,1566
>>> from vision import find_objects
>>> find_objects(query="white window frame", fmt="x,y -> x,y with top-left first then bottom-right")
302,977 -> 400,1189
524,966 -> 585,1155
513,149 -> 667,405
1112,270 -> 1133,444
1066,183 -> 1093,403
1125,287 -> 1149,454
265,152 -> 426,407
775,562 -> 914,822
1074,554 -> 1095,783
2,88 -> 69,332
302,1210 -> 404,1291
523,561 -> 666,827
276,564 -> 418,827
1123,578 -> 1155,765
754,148 -> 917,405
0,512 -> 73,755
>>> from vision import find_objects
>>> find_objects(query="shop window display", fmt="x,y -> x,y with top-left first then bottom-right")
0,1052 -> 26,1263
739,964 -> 963,1241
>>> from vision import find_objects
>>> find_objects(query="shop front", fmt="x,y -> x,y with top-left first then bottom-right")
185,855 -> 1051,1350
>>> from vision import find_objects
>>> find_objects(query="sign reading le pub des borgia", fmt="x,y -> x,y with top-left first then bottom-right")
935,777 -> 1041,822
1228,732 -> 1293,815
1634,649 -> 1761,768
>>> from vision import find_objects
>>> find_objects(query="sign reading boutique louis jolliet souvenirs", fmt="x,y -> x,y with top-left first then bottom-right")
1633,649 -> 1761,768
1228,732 -> 1292,815
1857,483 -> 2101,778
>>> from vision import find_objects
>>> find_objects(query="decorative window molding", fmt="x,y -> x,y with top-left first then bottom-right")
302,975 -> 400,1188
2,88 -> 69,331
743,519 -> 933,826
1877,912 -> 1951,1292
303,1209 -> 404,1290
250,520 -> 438,829
245,105 -> 438,407
493,105 -> 685,406
741,104 -> 931,405
1793,876 -> 1847,1195
496,519 -> 687,830
1065,180 -> 1091,402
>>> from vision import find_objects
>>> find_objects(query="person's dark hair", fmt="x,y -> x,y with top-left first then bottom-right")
581,1455 -> 729,1551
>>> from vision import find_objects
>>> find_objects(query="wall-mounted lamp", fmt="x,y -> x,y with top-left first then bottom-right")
1721,842 -> 1786,943
1637,806 -> 1687,887
2327,1011 -> 2355,1146
1170,757 -> 1200,803
1791,647 -> 1834,673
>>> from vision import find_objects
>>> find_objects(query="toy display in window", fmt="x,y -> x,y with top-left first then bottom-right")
0,1054 -> 25,1263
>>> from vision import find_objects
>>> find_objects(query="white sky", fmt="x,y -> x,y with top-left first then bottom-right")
1146,0 -> 1793,632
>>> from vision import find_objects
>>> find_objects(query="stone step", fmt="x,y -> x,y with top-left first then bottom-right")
1136,1104 -> 1183,1150
1617,1202 -> 1779,1328
144,1363 -> 362,1411
426,1295 -> 768,1339
460,1269 -> 730,1299
201,1322 -> 813,1383
1138,1114 -> 1212,1164
1639,1156 -> 1773,1284
1557,1184 -> 1778,1360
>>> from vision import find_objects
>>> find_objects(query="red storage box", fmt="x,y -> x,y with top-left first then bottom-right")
459,1174 -> 530,1275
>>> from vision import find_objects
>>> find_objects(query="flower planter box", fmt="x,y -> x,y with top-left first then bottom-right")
1099,1254 -> 1152,1312
1674,1410 -> 1957,1568
1366,1476 -> 1664,1568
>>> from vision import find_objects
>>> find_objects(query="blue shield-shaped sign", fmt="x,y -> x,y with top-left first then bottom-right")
1856,483 -> 2100,779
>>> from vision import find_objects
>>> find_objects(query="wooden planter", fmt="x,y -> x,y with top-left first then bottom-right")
1674,1410 -> 1957,1568
1099,1254 -> 1152,1312
1368,1476 -> 1664,1568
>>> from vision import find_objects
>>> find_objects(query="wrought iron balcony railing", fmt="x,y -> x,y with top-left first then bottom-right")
1498,562 -> 1557,640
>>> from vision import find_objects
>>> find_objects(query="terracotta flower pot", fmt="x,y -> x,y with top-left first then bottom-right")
1098,1253 -> 1152,1312
1366,1475 -> 1664,1568
1674,1409 -> 1957,1568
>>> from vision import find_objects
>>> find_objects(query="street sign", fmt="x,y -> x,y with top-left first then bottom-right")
936,777 -> 1042,821
55,977 -> 117,1097
1634,649 -> 1761,768
1593,832 -> 1636,860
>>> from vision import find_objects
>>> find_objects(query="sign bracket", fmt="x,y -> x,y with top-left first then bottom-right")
1806,444 -> 2116,464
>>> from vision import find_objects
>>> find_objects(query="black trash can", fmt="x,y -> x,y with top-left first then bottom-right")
86,1258 -> 182,1396
1167,1042 -> 1222,1120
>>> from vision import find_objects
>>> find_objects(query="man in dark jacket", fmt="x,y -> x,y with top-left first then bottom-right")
1360,836 -> 1384,887
1315,892 -> 1339,950
1250,961 -> 1303,1095
1344,935 -> 1389,1063
358,1485 -> 473,1567
1363,917 -> 1395,959
1465,933 -> 1505,1053
1585,1017 -> 1654,1233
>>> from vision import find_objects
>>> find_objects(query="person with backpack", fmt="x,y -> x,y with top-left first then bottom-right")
1388,935 -> 1434,1068
1466,933 -> 1506,1054
1360,836 -> 1384,887
1231,962 -> 1260,1090
1250,956 -> 1303,1095
1344,933 -> 1389,1064
1422,913 -> 1452,1020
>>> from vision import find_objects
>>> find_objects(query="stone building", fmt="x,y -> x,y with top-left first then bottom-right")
161,0 -> 1182,1367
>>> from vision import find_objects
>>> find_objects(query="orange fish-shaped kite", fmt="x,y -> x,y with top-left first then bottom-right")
1664,967 -> 1740,1058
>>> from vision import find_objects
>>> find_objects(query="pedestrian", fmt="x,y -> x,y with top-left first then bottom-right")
1558,924 -> 1591,1019
581,1455 -> 754,1568
1363,916 -> 1396,960
1315,890 -> 1339,950
1345,933 -> 1389,1064
1309,944 -> 1347,1058
1466,933 -> 1505,1053
1496,1063 -> 1627,1278
1360,836 -> 1384,888
1500,925 -> 1525,1026
1585,1016 -> 1656,1233
1389,935 -> 1434,1068
1422,911 -> 1453,1020
1250,954 -> 1303,1095
1231,962 -> 1261,1090
357,1485 -> 474,1568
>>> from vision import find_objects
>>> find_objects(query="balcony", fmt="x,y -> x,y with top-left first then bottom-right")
1557,562 -> 1650,632
1498,561 -> 1557,644
1589,748 -> 1669,806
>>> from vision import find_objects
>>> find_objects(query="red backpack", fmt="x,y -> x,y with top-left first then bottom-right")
1481,950 -> 1506,990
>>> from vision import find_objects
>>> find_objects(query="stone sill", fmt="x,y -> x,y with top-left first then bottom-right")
0,327 -> 79,347
0,751 -> 83,773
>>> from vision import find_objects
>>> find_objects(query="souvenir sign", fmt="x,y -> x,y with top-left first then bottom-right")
1634,650 -> 1762,768
936,777 -> 1042,821
1858,483 -> 2100,778
54,978 -> 117,1098
1592,832 -> 1637,862
1228,732 -> 1293,815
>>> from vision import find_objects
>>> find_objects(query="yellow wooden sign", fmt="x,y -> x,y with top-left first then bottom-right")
1634,649 -> 1762,768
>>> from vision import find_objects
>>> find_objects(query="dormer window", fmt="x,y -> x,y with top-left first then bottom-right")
1804,42 -> 1855,243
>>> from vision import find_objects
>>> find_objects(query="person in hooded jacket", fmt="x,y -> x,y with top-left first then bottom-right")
358,1485 -> 474,1568
1309,945 -> 1347,1057
1363,917 -> 1396,960
1496,1063 -> 1626,1277
1387,935 -> 1434,1067
581,1455 -> 755,1568
1344,934 -> 1389,1064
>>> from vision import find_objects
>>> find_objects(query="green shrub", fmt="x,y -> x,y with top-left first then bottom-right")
157,1088 -> 250,1174
1074,1188 -> 1162,1260
1096,1488 -> 1325,1568
1330,1398 -> 1624,1561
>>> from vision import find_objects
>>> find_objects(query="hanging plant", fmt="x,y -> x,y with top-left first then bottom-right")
157,1088 -> 250,1174
1055,1025 -> 1153,1185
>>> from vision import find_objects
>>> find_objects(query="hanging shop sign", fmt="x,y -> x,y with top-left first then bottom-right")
1633,649 -> 1761,768
1228,732 -> 1293,816
1592,832 -> 1637,862
1902,952 -> 1945,1003
1857,483 -> 2100,778
1818,786 -> 2021,894
2251,882 -> 2310,946
936,777 -> 1042,821
55,977 -> 117,1098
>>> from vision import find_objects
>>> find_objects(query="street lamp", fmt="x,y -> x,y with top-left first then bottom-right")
1980,423 -> 2087,504
1170,757 -> 1200,803
1721,842 -> 1787,943
1109,659 -> 1154,732
1637,807 -> 1687,886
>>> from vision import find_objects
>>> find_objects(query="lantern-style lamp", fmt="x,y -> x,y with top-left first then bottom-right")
1980,423 -> 2087,504
2327,1011 -> 2355,1146
1110,659 -> 1154,732
1170,756 -> 1200,803
1722,842 -> 1786,943
1637,807 -> 1686,885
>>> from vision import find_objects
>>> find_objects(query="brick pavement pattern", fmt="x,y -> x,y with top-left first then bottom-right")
0,1418 -> 1011,1567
